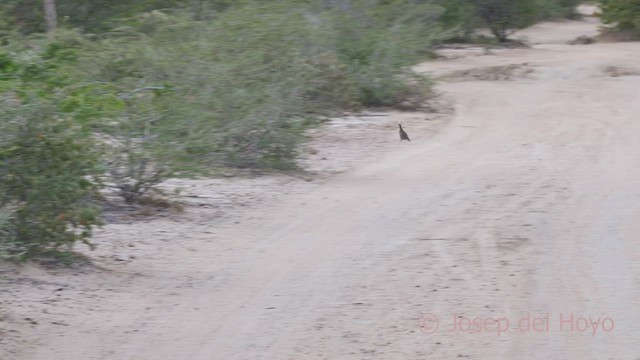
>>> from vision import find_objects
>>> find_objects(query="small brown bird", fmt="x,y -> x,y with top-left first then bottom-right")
398,123 -> 410,142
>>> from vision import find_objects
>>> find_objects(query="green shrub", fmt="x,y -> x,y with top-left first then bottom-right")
2,0 -> 447,205
74,1 -> 442,173
104,137 -> 173,203
326,1 -> 441,106
473,0 -> 539,42
0,206 -> 17,258
439,0 -> 579,42
535,0 -> 582,20
0,97 -> 103,260
437,0 -> 484,39
600,0 -> 640,36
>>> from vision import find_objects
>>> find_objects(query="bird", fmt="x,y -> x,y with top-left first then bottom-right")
398,123 -> 410,142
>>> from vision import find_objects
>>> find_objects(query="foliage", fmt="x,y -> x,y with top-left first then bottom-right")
1,0 -> 184,34
73,1 -> 443,171
0,31 -> 106,260
325,0 -> 443,106
438,0 -> 580,42
0,1 -> 449,262
0,97 -> 103,260
104,138 -> 172,203
0,206 -> 17,258
3,0 -> 575,261
437,0 -> 482,39
535,0 -> 582,20
599,0 -> 640,36
472,0 -> 539,42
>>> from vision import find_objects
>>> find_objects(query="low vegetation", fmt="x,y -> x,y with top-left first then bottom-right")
599,0 -> 640,38
0,0 -> 586,261
438,0 -> 581,42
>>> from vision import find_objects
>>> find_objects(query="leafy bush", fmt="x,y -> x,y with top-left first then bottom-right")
473,0 -> 539,42
600,0 -> 640,36
0,206 -> 17,258
326,1 -> 442,106
104,138 -> 172,203
437,0 -> 484,39
0,0 -> 451,261
0,97 -> 103,260
73,1 -> 443,172
535,0 -> 582,20
439,0 -> 579,42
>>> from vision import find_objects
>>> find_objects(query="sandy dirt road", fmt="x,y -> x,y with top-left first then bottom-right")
2,8 -> 640,360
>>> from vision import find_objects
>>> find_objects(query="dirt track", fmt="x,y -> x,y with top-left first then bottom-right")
2,7 -> 640,360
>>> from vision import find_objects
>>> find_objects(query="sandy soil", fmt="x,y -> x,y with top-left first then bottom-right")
2,7 -> 640,360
